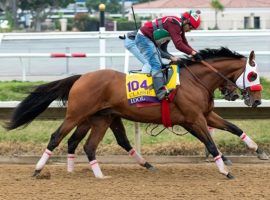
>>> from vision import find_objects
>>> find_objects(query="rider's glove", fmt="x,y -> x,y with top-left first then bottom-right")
177,58 -> 185,66
193,53 -> 203,62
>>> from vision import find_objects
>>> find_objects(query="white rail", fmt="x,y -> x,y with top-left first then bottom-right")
0,50 -> 269,81
1,30 -> 270,41
1,100 -> 270,154
0,30 -> 270,81
2,99 -> 270,108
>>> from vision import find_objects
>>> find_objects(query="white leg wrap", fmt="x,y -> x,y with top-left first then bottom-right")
214,155 -> 229,176
90,160 -> 104,178
240,133 -> 258,151
67,154 -> 75,172
129,148 -> 145,165
208,126 -> 215,136
35,149 -> 52,171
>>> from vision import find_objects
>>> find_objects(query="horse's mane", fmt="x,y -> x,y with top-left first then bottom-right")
182,47 -> 245,66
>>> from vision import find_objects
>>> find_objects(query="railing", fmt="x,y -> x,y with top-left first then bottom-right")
1,29 -> 270,41
1,51 -> 270,81
0,30 -> 270,81
1,100 -> 270,153
2,100 -> 270,120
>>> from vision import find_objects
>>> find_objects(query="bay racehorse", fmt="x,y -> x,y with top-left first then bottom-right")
5,48 -> 268,179
8,75 -> 237,174
65,81 -> 239,172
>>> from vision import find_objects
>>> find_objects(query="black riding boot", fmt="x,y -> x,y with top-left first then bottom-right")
152,75 -> 167,100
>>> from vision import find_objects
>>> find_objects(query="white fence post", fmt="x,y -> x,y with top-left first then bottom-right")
124,49 -> 130,74
99,28 -> 106,69
0,34 -> 3,45
65,47 -> 70,74
19,57 -> 26,81
134,122 -> 141,154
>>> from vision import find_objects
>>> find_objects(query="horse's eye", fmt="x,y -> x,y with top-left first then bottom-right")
247,72 -> 257,82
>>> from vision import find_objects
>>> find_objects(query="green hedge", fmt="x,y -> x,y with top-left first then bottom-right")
74,13 -> 99,31
117,20 -> 141,31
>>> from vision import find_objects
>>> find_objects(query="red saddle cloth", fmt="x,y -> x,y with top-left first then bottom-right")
136,90 -> 177,128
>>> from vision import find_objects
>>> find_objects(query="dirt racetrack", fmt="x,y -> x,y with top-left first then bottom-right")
0,163 -> 269,200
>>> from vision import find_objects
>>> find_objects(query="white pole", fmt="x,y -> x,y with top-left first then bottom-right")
113,21 -> 117,31
19,57 -> 26,81
134,122 -> 141,154
0,34 -> 3,45
99,27 -> 106,69
124,49 -> 130,74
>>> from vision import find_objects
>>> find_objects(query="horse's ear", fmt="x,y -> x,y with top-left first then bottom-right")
249,50 -> 256,66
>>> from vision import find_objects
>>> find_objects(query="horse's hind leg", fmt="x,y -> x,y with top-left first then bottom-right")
83,115 -> 113,178
33,119 -> 78,176
206,111 -> 269,160
110,117 -> 155,171
67,122 -> 91,172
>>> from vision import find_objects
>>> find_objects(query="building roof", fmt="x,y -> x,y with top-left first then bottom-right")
133,0 -> 270,9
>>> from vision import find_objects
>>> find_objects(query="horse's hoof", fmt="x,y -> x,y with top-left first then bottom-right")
226,172 -> 235,180
223,159 -> 233,166
256,148 -> 269,160
96,175 -> 111,179
222,155 -> 233,166
35,171 -> 51,180
257,152 -> 269,160
143,162 -> 157,172
32,169 -> 41,177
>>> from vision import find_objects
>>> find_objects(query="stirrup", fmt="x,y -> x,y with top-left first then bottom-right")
156,87 -> 170,100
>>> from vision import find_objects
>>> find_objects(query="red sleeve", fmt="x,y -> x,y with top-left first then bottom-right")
165,21 -> 194,55
181,31 -> 194,51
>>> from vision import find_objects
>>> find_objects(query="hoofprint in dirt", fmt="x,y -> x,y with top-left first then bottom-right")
0,163 -> 269,200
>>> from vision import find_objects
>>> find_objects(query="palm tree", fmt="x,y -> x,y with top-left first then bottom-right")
210,0 -> 224,29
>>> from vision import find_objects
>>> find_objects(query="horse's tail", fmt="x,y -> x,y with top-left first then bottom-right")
5,75 -> 81,130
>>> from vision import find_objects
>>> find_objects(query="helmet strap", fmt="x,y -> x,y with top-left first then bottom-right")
182,19 -> 189,27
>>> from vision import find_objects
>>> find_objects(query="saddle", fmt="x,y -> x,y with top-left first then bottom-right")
126,64 -> 180,105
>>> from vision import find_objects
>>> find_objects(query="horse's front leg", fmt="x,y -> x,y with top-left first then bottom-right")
183,114 -> 234,179
206,111 -> 269,160
205,127 -> 233,166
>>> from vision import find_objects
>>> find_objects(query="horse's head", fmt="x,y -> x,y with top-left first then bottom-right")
236,51 -> 262,107
181,48 -> 262,106
219,82 -> 239,101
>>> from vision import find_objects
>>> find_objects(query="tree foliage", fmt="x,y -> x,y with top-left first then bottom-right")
210,0 -> 224,29
85,0 -> 121,14
210,0 -> 224,11
18,0 -> 74,11
18,0 -> 75,31
0,1 -> 11,11
137,0 -> 156,4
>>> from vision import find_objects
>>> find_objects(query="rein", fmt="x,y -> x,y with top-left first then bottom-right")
200,60 -> 244,92
182,59 -> 246,98
184,65 -> 213,97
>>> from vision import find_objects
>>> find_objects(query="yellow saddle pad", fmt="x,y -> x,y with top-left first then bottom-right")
126,65 -> 180,104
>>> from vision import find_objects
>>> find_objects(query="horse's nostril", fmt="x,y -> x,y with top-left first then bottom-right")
255,100 -> 261,106
232,94 -> 240,101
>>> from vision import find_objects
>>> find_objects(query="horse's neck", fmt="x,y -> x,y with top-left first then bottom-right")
213,58 -> 245,84
183,59 -> 244,93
